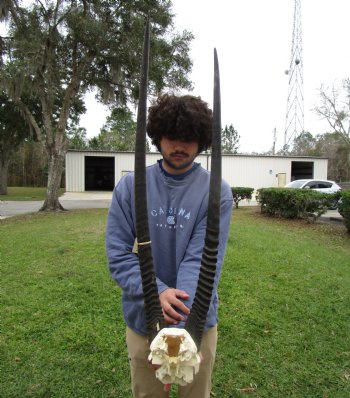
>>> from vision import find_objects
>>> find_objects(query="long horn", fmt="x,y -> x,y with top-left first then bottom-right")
134,19 -> 166,342
185,49 -> 222,349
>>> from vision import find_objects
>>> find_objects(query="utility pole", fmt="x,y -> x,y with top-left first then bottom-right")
284,0 -> 304,150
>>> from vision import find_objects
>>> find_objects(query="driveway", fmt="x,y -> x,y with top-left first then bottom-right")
0,192 -> 112,219
317,209 -> 343,224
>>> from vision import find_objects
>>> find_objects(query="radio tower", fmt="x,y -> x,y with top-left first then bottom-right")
284,0 -> 304,149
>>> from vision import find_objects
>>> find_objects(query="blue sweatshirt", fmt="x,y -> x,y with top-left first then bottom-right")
106,161 -> 233,336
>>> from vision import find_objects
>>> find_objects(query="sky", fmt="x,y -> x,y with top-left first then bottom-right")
81,0 -> 350,153
170,0 -> 350,153
3,1 -> 350,153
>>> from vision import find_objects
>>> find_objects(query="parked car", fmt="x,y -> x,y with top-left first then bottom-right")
285,179 -> 342,209
285,179 -> 342,194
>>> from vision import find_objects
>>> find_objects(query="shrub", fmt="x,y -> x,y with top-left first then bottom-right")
231,187 -> 254,209
338,191 -> 350,233
312,190 -> 342,210
256,188 -> 330,220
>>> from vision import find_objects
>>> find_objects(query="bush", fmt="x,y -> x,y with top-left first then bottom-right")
338,191 -> 350,233
231,187 -> 254,209
256,188 -> 330,220
315,190 -> 342,210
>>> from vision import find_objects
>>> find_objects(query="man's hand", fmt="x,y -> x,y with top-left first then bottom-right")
159,288 -> 190,324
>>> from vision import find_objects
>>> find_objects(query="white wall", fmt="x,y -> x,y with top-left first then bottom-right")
221,155 -> 328,191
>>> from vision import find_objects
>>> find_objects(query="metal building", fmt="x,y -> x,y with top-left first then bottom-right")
65,150 -> 328,193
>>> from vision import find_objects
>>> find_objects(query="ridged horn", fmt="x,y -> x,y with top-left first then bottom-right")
184,49 -> 222,349
134,18 -> 166,343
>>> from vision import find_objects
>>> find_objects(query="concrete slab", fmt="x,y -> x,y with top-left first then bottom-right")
0,200 -> 43,218
60,192 -> 113,200
319,209 -> 343,222
0,192 -> 112,219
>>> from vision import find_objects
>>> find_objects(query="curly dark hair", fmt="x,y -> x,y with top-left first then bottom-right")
146,94 -> 212,153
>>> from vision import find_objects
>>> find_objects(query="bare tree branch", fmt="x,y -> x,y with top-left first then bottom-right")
314,80 -> 350,145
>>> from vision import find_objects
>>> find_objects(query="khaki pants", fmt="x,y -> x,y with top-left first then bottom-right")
126,326 -> 217,398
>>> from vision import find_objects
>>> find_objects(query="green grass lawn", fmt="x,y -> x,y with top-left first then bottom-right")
1,208 -> 349,397
0,187 -> 65,201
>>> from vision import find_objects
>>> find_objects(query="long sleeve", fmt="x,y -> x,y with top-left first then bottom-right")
175,183 -> 233,322
106,174 -> 169,299
106,177 -> 144,298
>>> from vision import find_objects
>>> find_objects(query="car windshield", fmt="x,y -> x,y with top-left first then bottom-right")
286,180 -> 307,188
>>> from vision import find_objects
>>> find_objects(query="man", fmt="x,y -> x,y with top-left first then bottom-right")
106,93 -> 233,398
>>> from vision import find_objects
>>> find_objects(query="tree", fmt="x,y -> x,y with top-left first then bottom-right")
314,132 -> 350,182
231,187 -> 254,209
67,127 -> 88,150
89,107 -> 150,151
8,139 -> 48,187
314,79 -> 350,181
314,79 -> 350,146
0,1 -> 193,211
290,131 -> 317,156
221,124 -> 240,154
0,91 -> 30,194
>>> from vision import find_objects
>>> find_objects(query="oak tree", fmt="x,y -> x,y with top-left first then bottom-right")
0,0 -> 193,210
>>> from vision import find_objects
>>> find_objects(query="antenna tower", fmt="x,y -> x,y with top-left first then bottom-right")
284,0 -> 304,149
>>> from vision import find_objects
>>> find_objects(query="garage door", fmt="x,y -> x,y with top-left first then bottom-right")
85,156 -> 115,191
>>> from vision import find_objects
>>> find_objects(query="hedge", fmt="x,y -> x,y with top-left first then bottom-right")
231,187 -> 254,209
338,191 -> 350,233
256,188 -> 332,220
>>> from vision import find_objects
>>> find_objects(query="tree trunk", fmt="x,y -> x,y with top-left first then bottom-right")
0,154 -> 10,195
39,150 -> 65,211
